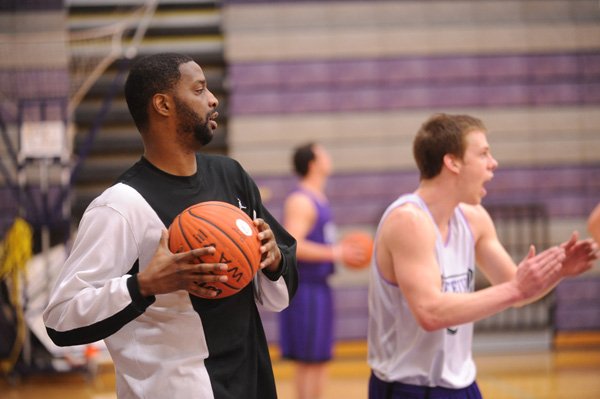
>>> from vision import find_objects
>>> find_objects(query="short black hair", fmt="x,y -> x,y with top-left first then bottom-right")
124,53 -> 194,132
292,142 -> 316,177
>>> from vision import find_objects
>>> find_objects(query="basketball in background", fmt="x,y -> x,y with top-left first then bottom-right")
340,231 -> 374,269
168,201 -> 261,299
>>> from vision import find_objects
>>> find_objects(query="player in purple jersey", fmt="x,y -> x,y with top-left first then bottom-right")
279,143 -> 365,399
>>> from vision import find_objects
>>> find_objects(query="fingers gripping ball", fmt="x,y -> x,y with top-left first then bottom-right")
341,231 -> 374,269
168,201 -> 261,299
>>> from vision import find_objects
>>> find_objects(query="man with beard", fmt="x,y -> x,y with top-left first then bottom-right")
367,113 -> 598,399
44,53 -> 298,399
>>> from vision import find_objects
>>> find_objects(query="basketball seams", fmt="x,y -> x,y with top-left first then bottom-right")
173,216 -> 250,296
189,202 -> 260,271
194,202 -> 259,259
188,211 -> 258,277
174,212 -> 197,254
167,201 -> 261,298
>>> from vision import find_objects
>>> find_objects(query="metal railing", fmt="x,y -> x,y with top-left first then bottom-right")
475,202 -> 552,332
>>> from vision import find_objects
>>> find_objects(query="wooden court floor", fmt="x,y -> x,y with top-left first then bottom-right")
2,337 -> 599,399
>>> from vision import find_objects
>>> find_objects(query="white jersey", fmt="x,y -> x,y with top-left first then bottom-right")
368,193 -> 477,389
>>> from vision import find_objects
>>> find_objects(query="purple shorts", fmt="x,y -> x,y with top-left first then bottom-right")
278,281 -> 333,362
369,372 -> 483,399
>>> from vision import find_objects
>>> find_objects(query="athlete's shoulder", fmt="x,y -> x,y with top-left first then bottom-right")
382,194 -> 428,223
378,201 -> 437,258
88,183 -> 147,212
378,202 -> 430,246
284,189 -> 317,213
84,183 -> 159,238
386,202 -> 430,228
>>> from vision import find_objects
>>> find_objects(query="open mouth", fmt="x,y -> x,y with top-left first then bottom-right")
209,112 -> 219,130
482,175 -> 494,196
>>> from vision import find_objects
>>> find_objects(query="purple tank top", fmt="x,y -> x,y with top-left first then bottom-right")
293,188 -> 335,283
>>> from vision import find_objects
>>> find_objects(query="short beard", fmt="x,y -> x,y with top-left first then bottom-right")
173,96 -> 213,148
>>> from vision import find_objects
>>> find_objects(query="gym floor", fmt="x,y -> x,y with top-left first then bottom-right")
2,334 -> 599,399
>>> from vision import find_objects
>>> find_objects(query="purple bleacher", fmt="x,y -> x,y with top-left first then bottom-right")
0,70 -> 69,123
3,0 -> 64,11
229,53 -> 600,115
231,83 -> 599,114
230,54 -> 600,89
554,276 -> 600,331
257,164 -> 600,227
0,70 -> 69,99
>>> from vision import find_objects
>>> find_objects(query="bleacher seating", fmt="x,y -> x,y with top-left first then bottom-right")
67,0 -> 227,221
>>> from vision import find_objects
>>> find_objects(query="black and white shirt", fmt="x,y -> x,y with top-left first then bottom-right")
44,154 -> 298,399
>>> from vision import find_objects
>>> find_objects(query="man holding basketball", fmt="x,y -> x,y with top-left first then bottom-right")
279,142 -> 366,399
368,113 -> 598,398
44,53 -> 297,399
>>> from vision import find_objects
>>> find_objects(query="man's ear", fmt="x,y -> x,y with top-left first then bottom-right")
443,154 -> 461,174
152,93 -> 171,116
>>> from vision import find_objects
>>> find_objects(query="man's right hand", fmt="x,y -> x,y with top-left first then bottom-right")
137,229 -> 228,298
513,245 -> 565,300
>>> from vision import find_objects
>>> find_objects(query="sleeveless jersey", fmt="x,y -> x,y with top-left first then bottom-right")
368,193 -> 477,389
294,188 -> 336,282
278,187 -> 336,361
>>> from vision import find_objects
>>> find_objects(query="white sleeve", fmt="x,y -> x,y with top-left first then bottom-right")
43,202 -> 153,346
254,248 -> 295,313
255,272 -> 290,312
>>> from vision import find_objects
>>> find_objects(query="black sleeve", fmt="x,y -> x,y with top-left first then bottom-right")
242,166 -> 298,301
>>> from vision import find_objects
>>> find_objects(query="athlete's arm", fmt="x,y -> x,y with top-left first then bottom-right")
461,204 -> 517,285
43,205 -> 228,346
283,192 -> 337,262
43,205 -> 150,346
464,204 -> 556,307
465,204 -> 597,306
382,204 -> 565,331
588,203 -> 600,243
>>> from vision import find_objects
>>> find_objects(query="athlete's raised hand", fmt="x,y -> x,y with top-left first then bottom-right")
513,245 -> 565,300
559,232 -> 598,278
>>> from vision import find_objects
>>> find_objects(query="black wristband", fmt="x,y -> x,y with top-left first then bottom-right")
127,274 -> 156,313
261,249 -> 286,281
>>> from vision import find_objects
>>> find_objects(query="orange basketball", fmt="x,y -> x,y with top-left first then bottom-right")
168,201 -> 261,299
341,231 -> 374,269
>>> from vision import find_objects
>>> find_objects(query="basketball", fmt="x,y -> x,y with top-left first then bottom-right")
168,201 -> 261,299
340,231 -> 374,269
